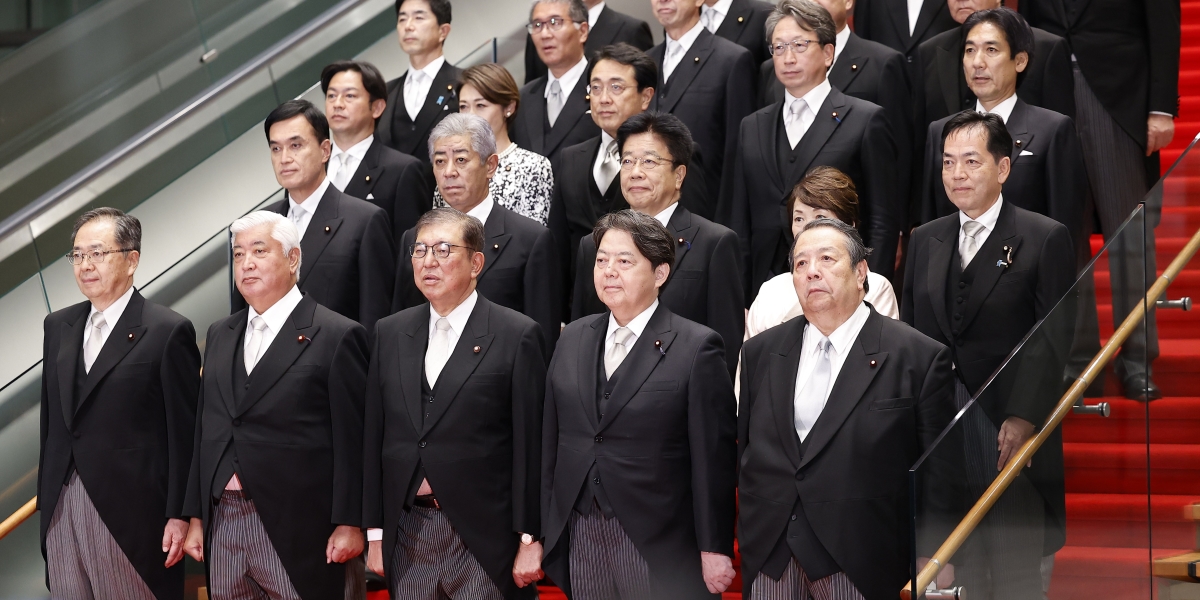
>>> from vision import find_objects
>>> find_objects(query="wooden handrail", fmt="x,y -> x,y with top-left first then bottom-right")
0,497 -> 36,542
902,216 -> 1200,599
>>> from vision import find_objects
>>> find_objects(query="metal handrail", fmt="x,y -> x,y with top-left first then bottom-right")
0,0 -> 377,260
901,210 -> 1200,599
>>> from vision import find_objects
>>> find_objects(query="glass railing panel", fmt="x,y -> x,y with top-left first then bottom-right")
909,204 -> 1151,600
456,37 -> 498,69
0,366 -> 48,599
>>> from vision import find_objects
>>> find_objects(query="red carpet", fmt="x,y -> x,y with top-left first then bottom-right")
1051,6 -> 1200,596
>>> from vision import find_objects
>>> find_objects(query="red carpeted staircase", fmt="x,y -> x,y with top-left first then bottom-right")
1051,5 -> 1200,597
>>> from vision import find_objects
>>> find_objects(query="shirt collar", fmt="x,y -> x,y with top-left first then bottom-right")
654,203 -> 679,227
607,299 -> 659,341
667,20 -> 705,54
88,285 -> 135,328
411,55 -> 445,82
289,177 -> 331,210
248,285 -> 304,334
976,94 -> 1018,124
466,194 -> 495,226
959,194 -> 1004,231
784,77 -> 832,115
832,26 -> 851,67
805,301 -> 870,357
588,2 -> 604,28
331,135 -> 373,162
546,56 -> 589,98
600,130 -> 616,152
429,290 -> 478,338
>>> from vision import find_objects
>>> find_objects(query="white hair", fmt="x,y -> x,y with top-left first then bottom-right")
230,210 -> 302,271
428,112 -> 497,163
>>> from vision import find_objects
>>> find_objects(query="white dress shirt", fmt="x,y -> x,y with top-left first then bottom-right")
606,299 -> 659,356
546,56 -> 589,105
465,194 -> 495,227
975,94 -> 1018,124
245,285 -> 304,366
328,135 -> 373,191
663,20 -> 705,80
651,203 -> 680,228
908,0 -> 923,35
831,26 -> 851,69
701,0 -> 733,33
404,55 -> 446,121
792,302 -> 871,441
83,285 -> 135,351
288,178 -> 330,240
588,1 -> 604,28
958,195 -> 1004,259
783,78 -> 832,148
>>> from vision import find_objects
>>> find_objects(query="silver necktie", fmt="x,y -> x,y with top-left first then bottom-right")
404,70 -> 425,121
604,327 -> 634,379
331,152 -> 354,191
960,220 -> 985,269
426,318 -> 452,386
595,140 -> 621,194
794,338 -> 831,442
83,312 -> 107,373
785,98 -> 810,149
547,79 -> 565,127
244,316 -> 268,374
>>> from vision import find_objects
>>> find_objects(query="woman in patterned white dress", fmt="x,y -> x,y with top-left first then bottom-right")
433,63 -> 554,225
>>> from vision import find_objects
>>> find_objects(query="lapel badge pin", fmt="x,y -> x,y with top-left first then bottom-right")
850,64 -> 859,72
128,333 -> 135,341
493,244 -> 500,250
869,360 -> 877,367
655,339 -> 666,356
694,57 -> 700,63
473,345 -> 481,353
298,335 -> 307,343
997,245 -> 1014,268
738,16 -> 744,22
1015,139 -> 1023,147
365,175 -> 371,182
832,111 -> 842,123
436,95 -> 444,106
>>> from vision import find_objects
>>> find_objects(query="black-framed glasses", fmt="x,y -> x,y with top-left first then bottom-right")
409,242 -> 471,259
526,17 -> 577,34
65,248 -> 134,265
769,39 -> 820,56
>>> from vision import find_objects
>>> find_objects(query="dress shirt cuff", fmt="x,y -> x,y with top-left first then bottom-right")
1150,111 -> 1175,118
367,528 -> 383,542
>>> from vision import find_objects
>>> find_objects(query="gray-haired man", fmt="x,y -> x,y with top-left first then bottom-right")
393,112 -> 561,353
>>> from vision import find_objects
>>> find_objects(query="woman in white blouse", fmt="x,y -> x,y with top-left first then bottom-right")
434,63 -> 554,225
745,166 -> 899,339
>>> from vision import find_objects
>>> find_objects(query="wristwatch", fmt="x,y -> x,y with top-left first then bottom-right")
520,533 -> 535,546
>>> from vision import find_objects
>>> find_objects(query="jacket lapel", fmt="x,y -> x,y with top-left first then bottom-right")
376,77 -> 403,149
78,291 -> 148,417
57,304 -> 89,428
887,0 -> 912,47
344,140 -> 385,198
217,310 -> 247,418
1006,100 -> 1034,165
412,63 -> 458,142
759,105 -> 786,191
910,0 -> 945,49
828,34 -> 868,90
799,309 -> 888,470
666,206 -> 698,271
768,317 -> 806,469
237,296 -> 321,418
297,187 -> 344,285
478,205 -> 512,281
959,202 -> 1022,331
526,79 -> 549,154
545,69 -> 592,155
397,311 -> 428,433
422,299 -> 495,435
577,315 -> 607,432
926,219 -> 956,342
659,31 -> 716,114
792,90 -> 851,179
714,0 -> 753,40
600,307 -> 677,431
588,6 -> 619,47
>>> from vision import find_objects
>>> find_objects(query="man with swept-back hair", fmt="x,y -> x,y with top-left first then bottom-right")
183,211 -> 368,600
393,113 -> 561,352
522,0 -> 653,85
40,207 -> 201,600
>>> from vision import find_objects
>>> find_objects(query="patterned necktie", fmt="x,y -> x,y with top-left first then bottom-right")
426,318 -> 453,386
604,327 -> 634,379
244,316 -> 268,374
547,79 -> 565,127
794,338 -> 831,442
404,70 -> 425,121
664,41 -> 684,81
595,140 -> 621,194
83,312 -> 107,373
331,152 -> 354,191
700,7 -> 717,32
785,98 -> 811,149
960,220 -> 985,269
289,203 -> 307,233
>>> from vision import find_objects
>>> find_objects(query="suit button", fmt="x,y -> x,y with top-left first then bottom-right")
791,514 -> 798,521
419,440 -> 427,448
595,435 -> 603,443
232,419 -> 241,427
958,282 -> 966,289
603,392 -> 610,399
593,477 -> 601,484
789,156 -> 796,163
956,297 -> 964,304
428,396 -> 434,403
72,431 -> 80,439
954,314 -> 962,320
906,55 -> 913,63
244,383 -> 250,389
796,472 -> 805,481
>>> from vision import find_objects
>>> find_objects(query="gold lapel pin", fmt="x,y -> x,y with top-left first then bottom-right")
365,175 -> 371,182
677,237 -> 686,244
693,57 -> 700,63
128,333 -> 135,340
870,360 -> 877,367
447,84 -> 453,91
324,226 -> 331,233
654,340 -> 662,347
738,16 -> 744,23
851,64 -> 858,71
1015,139 -> 1023,147
473,345 -> 481,353
585,95 -> 591,101
493,244 -> 500,250
298,335 -> 307,342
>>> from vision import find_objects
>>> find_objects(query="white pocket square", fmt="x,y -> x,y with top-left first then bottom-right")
366,193 -> 375,200
1019,150 -> 1034,156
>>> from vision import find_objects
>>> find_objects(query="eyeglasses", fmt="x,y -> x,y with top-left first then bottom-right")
620,157 -> 672,171
588,82 -> 631,97
769,39 -> 820,56
66,248 -> 134,265
409,242 -> 472,259
526,17 -> 578,34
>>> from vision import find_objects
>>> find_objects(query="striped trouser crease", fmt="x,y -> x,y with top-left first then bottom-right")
749,559 -> 865,600
208,490 -> 301,600
568,506 -> 653,600
389,506 -> 502,599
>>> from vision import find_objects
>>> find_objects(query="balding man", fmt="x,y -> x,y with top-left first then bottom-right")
184,212 -> 367,600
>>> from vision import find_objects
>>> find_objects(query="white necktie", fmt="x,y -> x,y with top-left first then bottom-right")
700,7 -> 717,32
594,140 -> 621,194
960,220 -> 985,269
664,41 -> 684,81
604,327 -> 634,379
331,152 -> 354,191
785,98 -> 811,149
426,318 -> 452,386
404,71 -> 425,121
794,338 -> 831,442
83,312 -> 107,373
289,204 -> 306,233
547,79 -> 565,127
244,316 -> 268,374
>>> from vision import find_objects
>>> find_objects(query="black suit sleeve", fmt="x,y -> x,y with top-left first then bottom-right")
707,229 -> 746,379
735,343 -> 760,469
511,321 -> 548,536
359,208 -> 397,335
547,159 -> 573,317
329,323 -> 369,527
688,331 -> 738,557
1147,0 -> 1181,116
183,323 -> 220,519
914,344 -> 962,556
540,341 -> 562,527
37,318 -> 51,513
901,231 -> 919,326
524,227 -> 563,354
162,318 -> 202,519
859,106 -> 901,278
1037,35 -> 1076,120
362,327 -> 385,529
392,159 -> 433,239
1044,121 -> 1089,251
719,117 -> 754,304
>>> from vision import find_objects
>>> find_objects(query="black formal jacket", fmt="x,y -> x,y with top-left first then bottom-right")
1020,0 -> 1180,149
239,186 -> 395,335
524,5 -> 653,84
39,291 -> 201,600
341,138 -> 432,242
921,100 -> 1087,249
902,201 -> 1076,553
570,205 -> 744,379
721,88 -> 899,299
542,306 -> 737,599
364,296 -> 545,599
853,0 -> 957,68
393,203 -> 561,353
649,29 -> 756,204
376,60 -> 463,162
712,0 -> 775,67
512,63 -> 602,165
184,295 -> 367,600
917,25 -> 1075,134
737,307 -> 957,600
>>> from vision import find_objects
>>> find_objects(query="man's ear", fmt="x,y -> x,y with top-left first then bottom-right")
654,262 -> 671,288
471,250 -> 486,277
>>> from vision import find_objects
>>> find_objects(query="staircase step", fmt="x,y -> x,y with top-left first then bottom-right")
1064,443 -> 1200,495
1094,305 -> 1200,339
1064,493 -> 1200,549
1092,270 -> 1200,302
1063,397 -> 1200,445
1088,236 -> 1200,271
